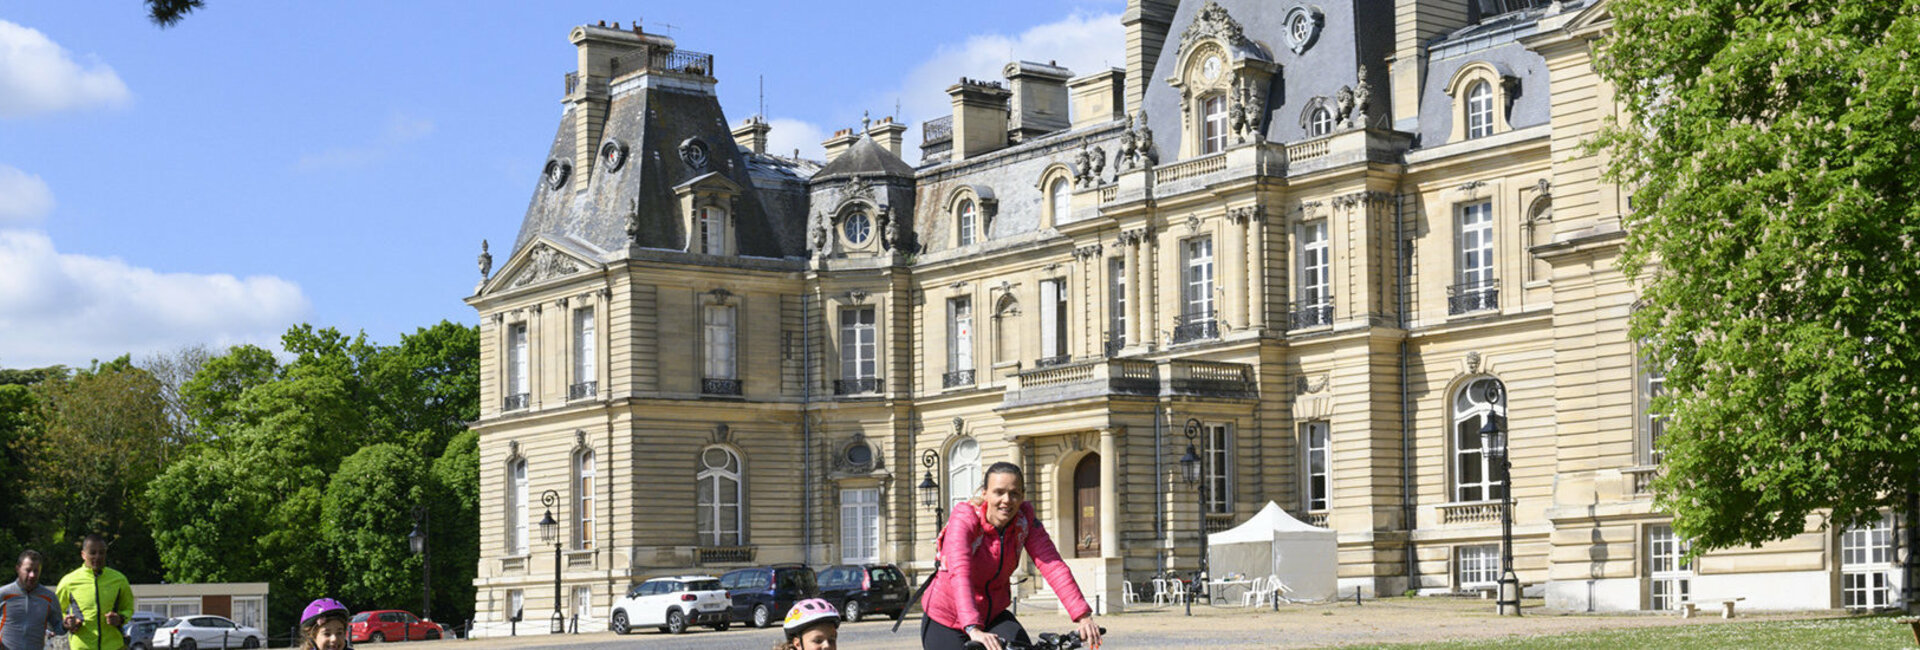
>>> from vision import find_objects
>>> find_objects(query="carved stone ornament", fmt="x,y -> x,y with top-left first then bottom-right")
1090,145 -> 1107,180
844,175 -> 875,202
1232,81 -> 1265,144
1136,112 -> 1157,166
1353,65 -> 1373,129
1186,214 -> 1202,233
1115,114 -> 1141,173
543,159 -> 571,190
1180,1 -> 1250,59
678,137 -> 711,173
507,439 -> 520,458
1297,374 -> 1330,394
599,139 -> 628,172
478,239 -> 493,278
811,221 -> 830,252
1228,205 -> 1266,224
952,416 -> 965,433
625,197 -> 642,244
1466,350 -> 1483,374
1535,178 -> 1553,196
845,289 -> 870,303
712,424 -> 732,444
575,429 -> 587,448
1335,85 -> 1356,129
1073,244 -> 1104,260
1332,191 -> 1393,211
510,243 -> 583,287
1073,140 -> 1095,188
707,288 -> 733,304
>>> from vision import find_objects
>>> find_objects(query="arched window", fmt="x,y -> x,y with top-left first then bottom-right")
957,199 -> 978,247
574,449 -> 595,550
697,447 -> 743,546
948,437 -> 981,507
1048,177 -> 1070,225
993,295 -> 1020,363
507,458 -> 528,555
1466,81 -> 1494,139
1308,107 -> 1333,137
1203,95 -> 1229,154
1452,377 -> 1507,502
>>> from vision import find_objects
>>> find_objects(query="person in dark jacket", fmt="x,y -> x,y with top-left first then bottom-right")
2,550 -> 68,650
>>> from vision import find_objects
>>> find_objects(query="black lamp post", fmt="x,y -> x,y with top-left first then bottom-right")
408,505 -> 431,621
919,449 -> 944,532
537,489 -> 563,633
1178,417 -> 1209,617
1478,378 -> 1521,617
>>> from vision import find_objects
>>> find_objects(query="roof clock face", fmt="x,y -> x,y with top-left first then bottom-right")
843,211 -> 872,245
1202,55 -> 1223,82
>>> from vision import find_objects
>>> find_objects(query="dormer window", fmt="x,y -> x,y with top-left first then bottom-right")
1466,81 -> 1494,139
957,199 -> 977,246
1445,62 -> 1516,142
700,207 -> 728,255
842,210 -> 872,245
1202,95 -> 1229,154
1308,107 -> 1333,137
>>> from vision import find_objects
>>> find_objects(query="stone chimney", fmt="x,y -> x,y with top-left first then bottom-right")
866,116 -> 908,157
1391,0 -> 1474,131
1003,61 -> 1073,142
567,22 -> 675,180
822,128 -> 861,163
1068,68 -> 1126,130
947,78 -> 1013,161
733,116 -> 772,155
1122,0 -> 1178,113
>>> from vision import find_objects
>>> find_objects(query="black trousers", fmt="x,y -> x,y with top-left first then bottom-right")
921,611 -> 1029,650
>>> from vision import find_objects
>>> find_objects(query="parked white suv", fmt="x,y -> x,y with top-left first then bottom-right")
608,575 -> 732,635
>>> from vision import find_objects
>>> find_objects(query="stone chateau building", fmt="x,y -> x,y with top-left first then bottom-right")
464,0 -> 1906,633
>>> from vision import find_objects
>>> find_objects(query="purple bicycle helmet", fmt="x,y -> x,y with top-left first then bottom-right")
300,598 -> 350,628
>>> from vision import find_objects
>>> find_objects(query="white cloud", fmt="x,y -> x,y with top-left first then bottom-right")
0,164 -> 54,226
0,230 -> 311,368
0,20 -> 131,118
764,117 -> 829,160
295,112 -> 437,171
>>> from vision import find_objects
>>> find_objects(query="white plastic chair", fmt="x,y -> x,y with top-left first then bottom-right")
1151,578 -> 1181,606
1240,576 -> 1267,607
1121,580 -> 1138,605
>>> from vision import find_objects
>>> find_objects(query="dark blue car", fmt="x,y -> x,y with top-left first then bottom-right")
719,564 -> 817,628
816,564 -> 910,622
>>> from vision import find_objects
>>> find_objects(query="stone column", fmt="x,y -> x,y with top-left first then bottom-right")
1121,246 -> 1141,347
1100,428 -> 1120,558
1134,233 -> 1152,347
1226,215 -> 1247,329
1246,209 -> 1266,329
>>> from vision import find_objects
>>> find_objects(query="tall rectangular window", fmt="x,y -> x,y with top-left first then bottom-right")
1458,202 -> 1494,287
840,307 -> 877,381
958,200 -> 977,247
1647,524 -> 1692,610
506,323 -> 529,408
1203,95 -> 1228,154
1303,421 -> 1330,511
1108,258 -> 1127,350
507,459 -> 528,555
508,590 -> 525,622
948,297 -> 973,373
1205,423 -> 1231,514
840,488 -> 880,564
575,450 -> 595,550
1040,279 -> 1068,362
1185,238 -> 1215,321
701,207 -> 727,255
572,586 -> 593,620
1457,545 -> 1499,587
572,307 -> 595,396
1841,514 -> 1897,610
1644,367 -> 1667,465
704,305 -> 736,380
1300,222 -> 1329,306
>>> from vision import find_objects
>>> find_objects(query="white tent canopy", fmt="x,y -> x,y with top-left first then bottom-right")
1207,501 -> 1337,602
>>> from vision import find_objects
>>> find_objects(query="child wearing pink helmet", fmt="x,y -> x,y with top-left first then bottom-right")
297,598 -> 350,650
772,597 -> 839,650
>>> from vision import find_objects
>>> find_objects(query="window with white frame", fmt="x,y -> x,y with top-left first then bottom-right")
1466,81 -> 1494,139
572,307 -> 595,396
1647,523 -> 1692,610
1453,377 -> 1507,503
1299,221 -> 1330,320
704,304 -> 737,381
1458,201 -> 1494,288
1203,95 -> 1229,154
1040,279 -> 1068,362
957,199 -> 978,247
1108,258 -> 1127,349
1303,421 -> 1330,511
232,597 -> 264,629
574,449 -> 595,550
700,206 -> 727,255
507,458 -> 528,555
840,487 -> 880,564
572,586 -> 593,620
506,323 -> 529,407
1049,177 -> 1070,224
1205,423 -> 1232,514
508,590 -> 525,622
949,297 -> 974,375
1308,107 -> 1333,137
1841,514 -> 1897,610
948,437 -> 981,508
840,307 -> 877,382
1184,237 -> 1215,323
696,447 -> 743,546
1457,544 -> 1499,588
1643,365 -> 1667,465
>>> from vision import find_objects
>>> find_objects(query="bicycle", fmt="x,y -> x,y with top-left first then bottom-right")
963,626 -> 1106,650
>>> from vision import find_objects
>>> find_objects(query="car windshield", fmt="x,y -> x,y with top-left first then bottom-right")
350,613 -> 371,623
162,619 -> 182,628
778,570 -> 814,592
870,567 -> 903,586
686,579 -> 721,591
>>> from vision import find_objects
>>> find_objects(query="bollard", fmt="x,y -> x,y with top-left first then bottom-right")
1354,587 -> 1362,606
223,631 -> 229,649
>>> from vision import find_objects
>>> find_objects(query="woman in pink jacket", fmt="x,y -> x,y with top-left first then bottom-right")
920,462 -> 1101,650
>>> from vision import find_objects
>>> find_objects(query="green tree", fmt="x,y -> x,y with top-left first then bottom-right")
179,344 -> 279,440
427,430 -> 479,623
1596,0 -> 1920,609
146,452 -> 267,581
145,0 -> 203,27
322,444 -> 427,609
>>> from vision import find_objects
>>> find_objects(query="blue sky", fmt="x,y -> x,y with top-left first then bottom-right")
0,0 -> 1125,368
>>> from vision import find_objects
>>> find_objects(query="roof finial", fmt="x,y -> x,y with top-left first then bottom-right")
862,110 -> 871,132
478,239 -> 492,278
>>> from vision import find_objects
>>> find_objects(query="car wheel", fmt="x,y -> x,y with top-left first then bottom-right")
752,604 -> 772,628
426,630 -> 440,641
242,638 -> 260,649
708,622 -> 730,632
844,600 -> 863,622
665,610 -> 688,635
610,610 -> 629,635
179,639 -> 197,650
371,632 -> 385,643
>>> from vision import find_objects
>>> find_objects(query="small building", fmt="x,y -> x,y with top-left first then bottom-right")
130,583 -> 269,630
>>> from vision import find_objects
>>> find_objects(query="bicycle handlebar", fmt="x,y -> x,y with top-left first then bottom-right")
962,626 -> 1106,650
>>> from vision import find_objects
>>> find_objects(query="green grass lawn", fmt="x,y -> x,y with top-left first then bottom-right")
1360,615 -> 1919,649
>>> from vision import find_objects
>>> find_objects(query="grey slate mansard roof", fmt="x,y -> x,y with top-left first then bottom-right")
814,136 -> 915,181
510,78 -> 815,262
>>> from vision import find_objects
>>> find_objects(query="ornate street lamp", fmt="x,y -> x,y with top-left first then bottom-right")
1178,417 -> 1209,617
408,505 -> 431,621
919,449 -> 944,531
1478,378 -> 1521,617
538,489 -> 563,633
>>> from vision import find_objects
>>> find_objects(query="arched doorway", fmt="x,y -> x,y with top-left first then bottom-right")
1073,454 -> 1101,558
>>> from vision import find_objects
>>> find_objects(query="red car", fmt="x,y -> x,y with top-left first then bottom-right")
349,610 -> 446,642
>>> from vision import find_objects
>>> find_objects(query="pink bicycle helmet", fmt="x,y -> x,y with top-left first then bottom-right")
782,598 -> 841,637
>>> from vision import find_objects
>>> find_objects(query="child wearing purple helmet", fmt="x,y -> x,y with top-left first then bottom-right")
298,598 -> 350,650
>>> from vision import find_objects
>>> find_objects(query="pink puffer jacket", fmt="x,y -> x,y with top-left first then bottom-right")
921,499 -> 1091,630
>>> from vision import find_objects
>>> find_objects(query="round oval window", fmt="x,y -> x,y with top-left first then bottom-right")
845,444 -> 872,467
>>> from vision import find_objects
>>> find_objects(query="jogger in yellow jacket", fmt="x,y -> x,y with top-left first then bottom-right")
55,535 -> 135,650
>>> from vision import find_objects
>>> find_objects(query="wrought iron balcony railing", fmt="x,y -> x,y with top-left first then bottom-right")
649,49 -> 714,76
1035,354 -> 1071,368
502,393 -> 530,411
1448,279 -> 1500,315
1289,300 -> 1334,329
702,378 -> 742,396
567,381 -> 597,400
942,369 -> 976,389
1171,310 -> 1219,344
834,377 -> 881,395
